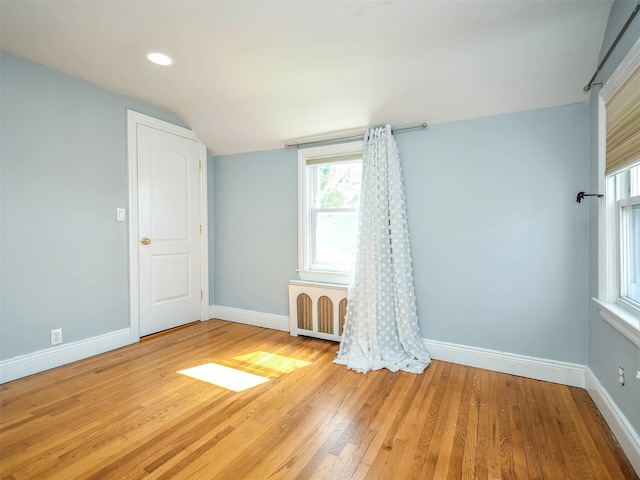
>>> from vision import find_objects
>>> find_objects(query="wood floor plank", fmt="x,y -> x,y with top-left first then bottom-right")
371,373 -> 427,478
519,377 -> 560,479
460,366 -> 481,480
554,386 -> 609,480
361,372 -> 416,466
213,364 -> 355,478
430,363 -> 467,478
0,320 -> 637,480
259,369 -> 375,478
393,360 -> 449,479
151,350 -> 340,479
334,432 -> 377,480
569,386 -> 639,480
292,370 -> 399,479
326,441 -> 360,479
416,361 -> 460,478
497,375 -> 518,480
474,368 -> 498,479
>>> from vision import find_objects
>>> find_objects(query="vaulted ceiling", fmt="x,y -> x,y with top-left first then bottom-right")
0,1 -> 613,155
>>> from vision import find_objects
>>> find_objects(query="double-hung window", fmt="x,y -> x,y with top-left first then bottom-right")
297,142 -> 363,284
595,39 -> 640,347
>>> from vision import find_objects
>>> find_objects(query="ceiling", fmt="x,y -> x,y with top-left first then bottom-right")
0,0 -> 613,156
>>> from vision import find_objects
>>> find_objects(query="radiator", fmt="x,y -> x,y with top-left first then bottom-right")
288,280 -> 348,342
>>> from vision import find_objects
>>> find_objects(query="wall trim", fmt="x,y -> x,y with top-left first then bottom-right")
586,368 -> 640,476
209,305 -> 289,332
423,338 -> 586,388
0,328 -> 131,384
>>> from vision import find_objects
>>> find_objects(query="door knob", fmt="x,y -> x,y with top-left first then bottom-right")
140,237 -> 151,245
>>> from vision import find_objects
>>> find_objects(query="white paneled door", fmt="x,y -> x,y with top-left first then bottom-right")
132,117 -> 206,337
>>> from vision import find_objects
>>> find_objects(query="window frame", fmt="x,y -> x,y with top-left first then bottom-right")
297,141 -> 364,285
595,38 -> 640,348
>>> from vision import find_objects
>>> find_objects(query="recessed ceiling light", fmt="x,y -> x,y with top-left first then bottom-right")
147,52 -> 173,66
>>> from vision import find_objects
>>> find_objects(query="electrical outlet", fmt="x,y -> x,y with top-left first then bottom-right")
51,328 -> 62,345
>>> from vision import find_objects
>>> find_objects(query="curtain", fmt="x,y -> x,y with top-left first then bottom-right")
334,125 -> 431,374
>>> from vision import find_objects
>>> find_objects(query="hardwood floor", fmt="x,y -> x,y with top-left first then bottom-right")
1,319 -> 637,479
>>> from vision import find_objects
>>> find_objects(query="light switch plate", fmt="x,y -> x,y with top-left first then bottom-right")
116,208 -> 126,222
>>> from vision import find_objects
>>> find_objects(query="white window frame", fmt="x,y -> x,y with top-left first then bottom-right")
297,141 -> 364,285
594,37 -> 640,348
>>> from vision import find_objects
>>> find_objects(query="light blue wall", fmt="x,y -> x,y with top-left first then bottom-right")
0,52 -> 187,360
212,102 -> 591,364
213,148 -> 298,315
400,103 -> 590,363
588,0 -> 640,436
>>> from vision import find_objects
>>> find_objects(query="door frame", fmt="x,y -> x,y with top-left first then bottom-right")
126,110 -> 209,343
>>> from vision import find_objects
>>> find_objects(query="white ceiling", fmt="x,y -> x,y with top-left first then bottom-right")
0,0 -> 612,156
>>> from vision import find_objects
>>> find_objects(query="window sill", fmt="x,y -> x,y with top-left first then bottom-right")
592,298 -> 640,348
297,269 -> 351,285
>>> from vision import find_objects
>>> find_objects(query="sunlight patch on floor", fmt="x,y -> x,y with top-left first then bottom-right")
178,351 -> 312,392
233,351 -> 312,374
178,363 -> 269,392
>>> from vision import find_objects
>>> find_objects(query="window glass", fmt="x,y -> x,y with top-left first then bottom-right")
309,161 -> 362,272
313,163 -> 361,209
620,202 -> 639,304
613,163 -> 640,307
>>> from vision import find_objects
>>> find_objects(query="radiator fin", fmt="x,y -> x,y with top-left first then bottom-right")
339,298 -> 348,335
318,296 -> 334,334
297,293 -> 312,331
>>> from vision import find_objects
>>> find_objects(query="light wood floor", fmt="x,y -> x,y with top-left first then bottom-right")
1,319 -> 637,480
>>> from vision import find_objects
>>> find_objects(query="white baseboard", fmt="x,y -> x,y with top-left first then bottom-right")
209,305 -> 289,332
586,368 -> 640,476
0,328 -> 131,384
423,338 -> 586,388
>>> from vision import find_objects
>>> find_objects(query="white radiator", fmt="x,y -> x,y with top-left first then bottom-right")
288,280 -> 348,342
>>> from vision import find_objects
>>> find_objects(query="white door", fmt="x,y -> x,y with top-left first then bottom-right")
136,122 -> 204,337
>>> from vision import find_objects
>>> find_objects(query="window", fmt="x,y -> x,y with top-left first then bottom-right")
298,142 -> 363,284
595,40 -> 640,347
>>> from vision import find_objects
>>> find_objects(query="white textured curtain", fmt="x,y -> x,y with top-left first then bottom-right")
334,125 -> 431,374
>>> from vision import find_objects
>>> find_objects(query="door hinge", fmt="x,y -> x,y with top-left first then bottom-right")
200,290 -> 203,300
199,225 -> 203,234
198,160 -> 202,170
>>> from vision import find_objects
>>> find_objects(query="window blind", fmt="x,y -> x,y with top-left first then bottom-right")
606,66 -> 640,174
305,152 -> 362,166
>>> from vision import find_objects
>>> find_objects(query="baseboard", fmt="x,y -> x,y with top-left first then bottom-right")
423,338 -> 586,388
209,305 -> 289,332
586,368 -> 640,476
0,328 -> 131,384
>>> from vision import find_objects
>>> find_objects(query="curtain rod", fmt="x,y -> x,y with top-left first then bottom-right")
284,122 -> 428,149
584,1 -> 640,91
